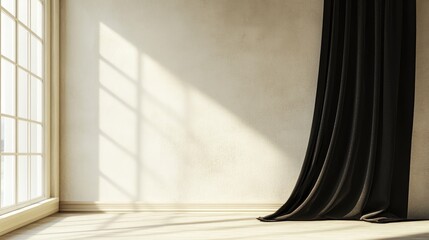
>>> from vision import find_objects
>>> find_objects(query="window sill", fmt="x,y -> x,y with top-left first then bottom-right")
0,198 -> 59,236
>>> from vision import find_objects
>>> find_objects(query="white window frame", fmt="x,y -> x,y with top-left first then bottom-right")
0,0 -> 59,236
1,0 -> 46,214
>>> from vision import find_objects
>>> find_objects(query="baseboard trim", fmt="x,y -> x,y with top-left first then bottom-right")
59,201 -> 282,212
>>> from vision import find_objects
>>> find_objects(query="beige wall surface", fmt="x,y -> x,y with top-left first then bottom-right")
409,0 -> 429,219
60,0 -> 323,204
60,0 -> 429,213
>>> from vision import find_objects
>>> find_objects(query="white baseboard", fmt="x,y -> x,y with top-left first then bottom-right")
59,201 -> 282,212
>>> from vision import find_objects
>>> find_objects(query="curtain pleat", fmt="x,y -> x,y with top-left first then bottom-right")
258,0 -> 416,223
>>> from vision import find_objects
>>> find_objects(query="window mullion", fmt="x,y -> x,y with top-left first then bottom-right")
27,0 -> 31,201
1,55 -> 44,82
28,0 -> 33,201
0,0 -> 3,209
0,153 -> 42,156
0,0 -> 47,214
0,7 -> 44,44
14,0 -> 19,206
0,113 -> 43,125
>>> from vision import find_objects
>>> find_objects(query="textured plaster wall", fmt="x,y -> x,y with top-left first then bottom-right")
60,0 -> 429,213
60,0 -> 323,203
408,0 -> 429,219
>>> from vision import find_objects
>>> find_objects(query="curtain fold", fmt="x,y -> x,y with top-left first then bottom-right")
258,0 -> 416,223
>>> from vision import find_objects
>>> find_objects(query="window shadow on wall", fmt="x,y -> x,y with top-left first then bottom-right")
61,0 -> 325,204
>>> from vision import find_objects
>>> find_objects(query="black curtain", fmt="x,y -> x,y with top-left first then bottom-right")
258,0 -> 416,223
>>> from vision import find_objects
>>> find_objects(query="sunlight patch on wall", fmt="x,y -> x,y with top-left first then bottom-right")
99,59 -> 138,109
99,23 -> 138,80
139,55 -> 287,202
98,23 -> 139,200
141,54 -> 188,120
97,22 -> 290,202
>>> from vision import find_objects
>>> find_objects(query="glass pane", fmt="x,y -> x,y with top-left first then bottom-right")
17,156 -> 29,203
1,0 -> 16,16
30,77 -> 42,122
18,0 -> 28,26
30,122 -> 42,153
1,156 -> 16,207
1,12 -> 16,61
30,35 -> 42,77
18,120 -> 28,153
18,69 -> 29,118
18,25 -> 29,69
1,59 -> 16,115
30,0 -> 42,37
1,117 -> 15,152
30,155 -> 42,198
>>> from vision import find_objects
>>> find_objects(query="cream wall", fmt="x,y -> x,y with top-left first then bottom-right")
409,0 -> 429,219
60,0 -> 429,213
60,0 -> 323,204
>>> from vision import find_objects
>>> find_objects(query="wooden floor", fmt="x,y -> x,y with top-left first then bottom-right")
3,212 -> 429,240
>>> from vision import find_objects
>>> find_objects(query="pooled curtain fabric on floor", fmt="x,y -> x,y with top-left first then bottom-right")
259,0 -> 416,223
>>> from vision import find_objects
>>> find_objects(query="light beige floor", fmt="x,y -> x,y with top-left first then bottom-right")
2,212 -> 429,240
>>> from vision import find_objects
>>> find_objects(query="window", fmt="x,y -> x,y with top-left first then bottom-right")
0,0 -> 46,215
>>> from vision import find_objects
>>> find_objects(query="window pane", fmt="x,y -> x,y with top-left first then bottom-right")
30,77 -> 42,122
1,59 -> 16,115
30,0 -> 42,37
0,0 -> 45,212
30,76 -> 42,122
17,156 -> 29,203
30,35 -> 42,77
1,12 -> 16,61
30,122 -> 41,153
1,117 -> 15,153
18,25 -> 29,69
1,156 -> 16,207
30,155 -> 42,198
18,0 -> 28,26
18,69 -> 29,118
18,120 -> 28,153
1,0 -> 16,16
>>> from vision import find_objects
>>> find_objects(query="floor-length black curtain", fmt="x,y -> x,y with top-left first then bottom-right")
258,0 -> 416,223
